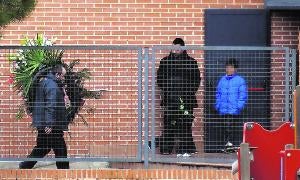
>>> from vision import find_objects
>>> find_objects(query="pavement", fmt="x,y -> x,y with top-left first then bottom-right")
0,161 -> 110,169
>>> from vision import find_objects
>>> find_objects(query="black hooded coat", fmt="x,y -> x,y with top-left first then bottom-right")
157,51 -> 200,109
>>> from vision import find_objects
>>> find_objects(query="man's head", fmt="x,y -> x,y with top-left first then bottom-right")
225,58 -> 238,75
52,64 -> 66,81
172,38 -> 185,55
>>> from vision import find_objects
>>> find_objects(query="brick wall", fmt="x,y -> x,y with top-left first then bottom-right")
270,11 -> 300,126
1,0 -> 266,159
0,169 -> 238,180
271,11 -> 300,48
1,0 -> 264,46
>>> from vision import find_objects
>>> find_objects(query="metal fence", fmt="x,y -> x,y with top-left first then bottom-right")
0,46 -> 143,163
0,45 -> 296,168
146,45 -> 296,166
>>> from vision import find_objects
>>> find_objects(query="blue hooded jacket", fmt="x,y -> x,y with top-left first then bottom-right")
215,74 -> 248,115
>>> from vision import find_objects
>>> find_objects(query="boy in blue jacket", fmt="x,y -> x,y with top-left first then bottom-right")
214,58 -> 247,151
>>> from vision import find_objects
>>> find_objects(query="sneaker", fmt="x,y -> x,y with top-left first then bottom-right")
182,153 -> 191,157
190,151 -> 198,155
161,151 -> 171,155
187,150 -> 198,154
176,153 -> 183,157
225,141 -> 233,147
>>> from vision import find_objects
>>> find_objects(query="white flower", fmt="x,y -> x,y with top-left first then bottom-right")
179,105 -> 184,110
45,40 -> 53,46
28,39 -> 34,46
17,49 -> 23,54
14,62 -> 20,69
50,37 -> 57,44
20,55 -> 25,60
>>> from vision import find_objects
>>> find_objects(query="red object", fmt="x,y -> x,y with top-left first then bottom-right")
6,75 -> 14,84
238,122 -> 294,180
281,150 -> 300,180
248,87 -> 265,91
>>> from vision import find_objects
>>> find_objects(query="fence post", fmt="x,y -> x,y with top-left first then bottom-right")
144,47 -> 150,168
137,47 -> 143,161
294,86 -> 300,149
240,143 -> 251,180
285,47 -> 290,121
290,49 -> 297,123
151,47 -> 157,160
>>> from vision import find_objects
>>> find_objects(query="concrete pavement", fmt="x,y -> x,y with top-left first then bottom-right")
0,161 -> 110,169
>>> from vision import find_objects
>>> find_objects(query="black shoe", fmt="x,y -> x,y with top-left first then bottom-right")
19,162 -> 32,169
56,161 -> 70,169
19,162 -> 24,169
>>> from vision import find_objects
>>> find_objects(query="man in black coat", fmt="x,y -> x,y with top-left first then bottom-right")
19,64 -> 70,169
157,38 -> 200,156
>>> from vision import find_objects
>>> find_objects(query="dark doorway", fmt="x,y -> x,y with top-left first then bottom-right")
203,9 -> 270,152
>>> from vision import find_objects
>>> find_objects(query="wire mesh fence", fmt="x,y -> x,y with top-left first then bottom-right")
0,46 -> 143,163
148,46 -> 295,164
0,45 -> 296,167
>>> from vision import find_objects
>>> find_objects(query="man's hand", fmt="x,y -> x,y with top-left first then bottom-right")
64,95 -> 71,108
45,127 -> 52,134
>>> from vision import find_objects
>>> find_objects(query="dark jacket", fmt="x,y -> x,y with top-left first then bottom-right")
215,74 -> 247,115
32,73 -> 67,130
157,51 -> 200,108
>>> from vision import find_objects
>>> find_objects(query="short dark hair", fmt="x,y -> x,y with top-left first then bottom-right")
225,58 -> 238,68
172,38 -> 185,46
51,64 -> 65,75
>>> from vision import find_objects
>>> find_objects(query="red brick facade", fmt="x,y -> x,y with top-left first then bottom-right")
270,11 -> 300,126
0,169 -> 238,180
270,11 -> 300,82
1,0 -> 263,46
1,2 -> 300,178
271,11 -> 300,49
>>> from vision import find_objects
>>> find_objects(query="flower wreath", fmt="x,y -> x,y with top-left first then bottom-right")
8,34 -> 101,126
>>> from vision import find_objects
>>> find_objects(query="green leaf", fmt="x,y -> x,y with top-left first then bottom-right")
77,68 -> 92,80
69,59 -> 80,69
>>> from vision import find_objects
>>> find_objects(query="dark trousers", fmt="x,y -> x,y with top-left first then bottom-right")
160,106 -> 196,154
205,114 -> 243,153
19,129 -> 69,169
